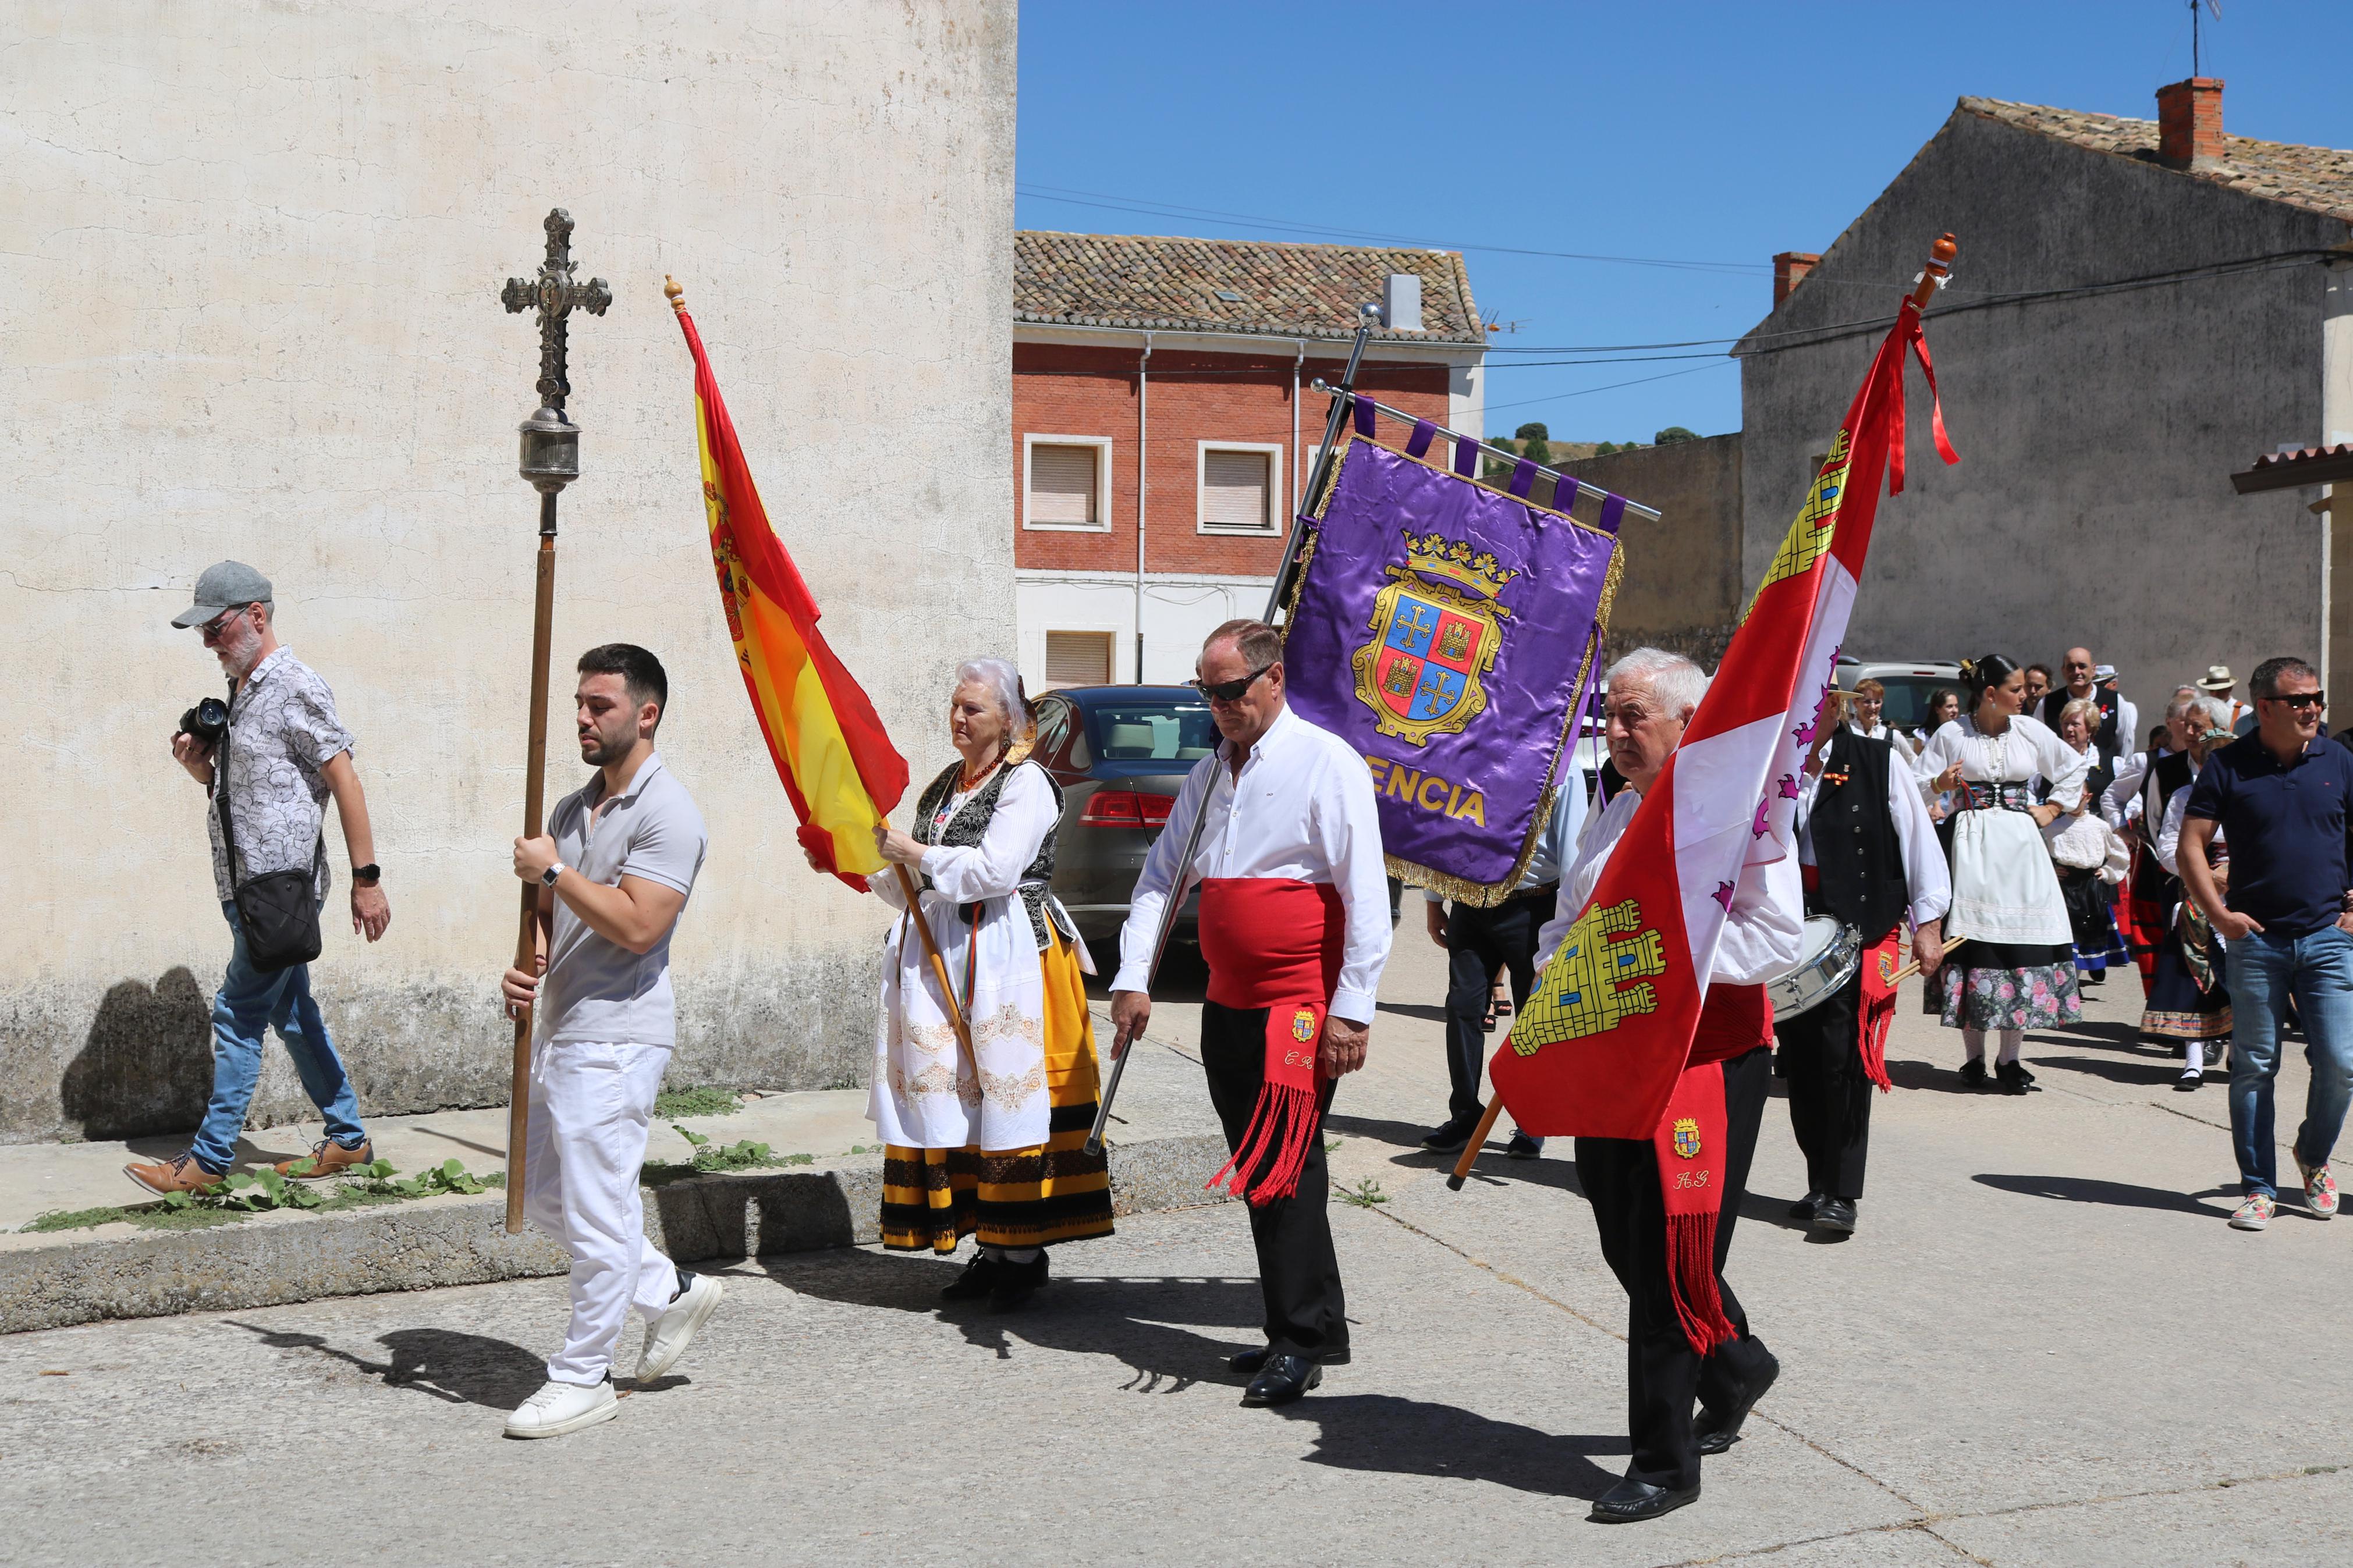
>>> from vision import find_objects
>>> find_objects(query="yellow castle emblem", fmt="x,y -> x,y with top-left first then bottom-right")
1510,898 -> 1668,1056
1744,429 -> 1853,620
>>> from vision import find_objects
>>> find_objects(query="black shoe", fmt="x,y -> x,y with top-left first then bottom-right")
1695,1350 -> 1781,1456
1588,1477 -> 1700,1523
1994,1059 -> 2031,1096
988,1251 -> 1049,1312
1240,1354 -> 1321,1407
2012,1060 -> 2038,1085
1419,1118 -> 1475,1155
1787,1191 -> 1823,1221
1230,1345 -> 1350,1374
1811,1196 -> 1857,1235
939,1252 -> 998,1301
1958,1057 -> 1989,1090
1504,1131 -> 1543,1160
2174,1069 -> 2203,1093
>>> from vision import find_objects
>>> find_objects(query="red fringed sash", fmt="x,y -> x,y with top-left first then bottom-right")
1197,877 -> 1344,1206
1857,927 -> 1903,1093
1653,983 -> 1772,1356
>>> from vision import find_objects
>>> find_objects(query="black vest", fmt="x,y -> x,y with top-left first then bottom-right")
911,758 -> 1070,948
2042,687 -> 2121,800
1808,727 -> 1909,944
2130,749 -> 2196,897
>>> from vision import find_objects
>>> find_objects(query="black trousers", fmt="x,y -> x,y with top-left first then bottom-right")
1439,886 -> 1555,1124
1201,1000 -> 1347,1360
1575,1045 -> 1777,1491
1773,971 -> 1872,1199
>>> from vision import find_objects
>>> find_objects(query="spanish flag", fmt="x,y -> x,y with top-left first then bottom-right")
669,282 -> 908,886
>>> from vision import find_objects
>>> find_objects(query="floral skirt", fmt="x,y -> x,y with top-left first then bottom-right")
1930,943 -> 2083,1032
2142,927 -> 2232,1042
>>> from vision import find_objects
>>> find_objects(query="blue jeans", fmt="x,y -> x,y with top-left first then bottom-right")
190,900 -> 367,1174
2224,923 -> 2353,1197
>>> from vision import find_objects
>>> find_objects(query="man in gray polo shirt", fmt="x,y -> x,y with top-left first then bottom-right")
498,643 -> 719,1438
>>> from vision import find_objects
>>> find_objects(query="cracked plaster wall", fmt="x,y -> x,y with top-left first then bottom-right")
1,2 -> 1019,1142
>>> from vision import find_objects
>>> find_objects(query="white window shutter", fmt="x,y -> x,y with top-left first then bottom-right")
1202,449 -> 1270,530
1044,631 -> 1113,687
1028,443 -> 1098,525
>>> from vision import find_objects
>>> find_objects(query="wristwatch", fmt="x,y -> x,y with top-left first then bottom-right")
541,861 -> 566,888
352,863 -> 381,886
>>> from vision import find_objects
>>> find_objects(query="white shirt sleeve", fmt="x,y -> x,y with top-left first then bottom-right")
2102,759 -> 2146,829
2156,786 -> 2188,875
2116,697 -> 2140,756
1913,721 -> 1958,798
915,764 -> 1059,905
868,867 -> 908,911
1889,755 -> 1952,925
1710,850 -> 1807,985
2022,717 -> 2089,810
1111,754 -> 1218,994
1312,744 -> 1393,1025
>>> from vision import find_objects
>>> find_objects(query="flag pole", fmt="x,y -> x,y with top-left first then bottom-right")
888,852 -> 975,1061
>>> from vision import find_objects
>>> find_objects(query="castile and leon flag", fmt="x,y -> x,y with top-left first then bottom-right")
668,281 -> 908,887
1490,243 -> 1959,1140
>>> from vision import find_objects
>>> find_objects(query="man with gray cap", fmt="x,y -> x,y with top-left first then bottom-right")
125,563 -> 391,1196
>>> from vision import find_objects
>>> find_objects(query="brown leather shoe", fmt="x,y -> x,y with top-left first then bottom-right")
123,1151 -> 226,1197
276,1137 -> 374,1179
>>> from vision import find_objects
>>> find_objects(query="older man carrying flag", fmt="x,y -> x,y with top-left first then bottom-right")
1487,236 -> 1960,1524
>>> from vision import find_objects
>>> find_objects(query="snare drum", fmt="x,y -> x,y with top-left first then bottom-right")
1765,915 -> 1862,1021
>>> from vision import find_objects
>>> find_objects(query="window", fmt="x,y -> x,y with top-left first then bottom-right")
1044,630 -> 1115,689
1023,436 -> 1112,531
1197,442 -> 1283,534
1083,696 -> 1218,762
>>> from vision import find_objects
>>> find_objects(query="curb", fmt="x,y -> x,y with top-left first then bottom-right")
0,1133 -> 1232,1336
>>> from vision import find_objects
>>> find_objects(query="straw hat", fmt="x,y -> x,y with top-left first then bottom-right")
2195,664 -> 2235,694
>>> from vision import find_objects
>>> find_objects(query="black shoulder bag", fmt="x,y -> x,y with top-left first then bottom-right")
215,726 -> 324,973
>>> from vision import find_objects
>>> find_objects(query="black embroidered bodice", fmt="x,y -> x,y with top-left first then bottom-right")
911,758 -> 1072,948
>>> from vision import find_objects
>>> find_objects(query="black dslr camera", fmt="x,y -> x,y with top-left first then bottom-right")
179,696 -> 229,748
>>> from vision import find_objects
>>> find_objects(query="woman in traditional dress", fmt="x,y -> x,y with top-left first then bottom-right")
2044,698 -> 2129,988
2148,695 -> 2235,1090
1916,654 -> 2088,1093
853,656 -> 1113,1308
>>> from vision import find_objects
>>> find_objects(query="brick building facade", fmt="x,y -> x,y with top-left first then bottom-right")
1012,232 -> 1486,687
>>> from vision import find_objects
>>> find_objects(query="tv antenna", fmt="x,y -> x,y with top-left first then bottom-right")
2190,0 -> 2221,77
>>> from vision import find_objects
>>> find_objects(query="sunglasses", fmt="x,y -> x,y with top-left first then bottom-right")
2265,691 -> 2327,711
1193,664 -> 1274,703
199,603 -> 253,639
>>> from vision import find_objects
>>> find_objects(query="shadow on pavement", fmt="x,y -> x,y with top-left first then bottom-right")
2029,1052 -> 2189,1088
1373,1000 -> 1448,1024
1276,1393 -> 1626,1498
221,1320 -> 546,1407
761,1246 -> 1264,1393
1972,1172 -> 2237,1219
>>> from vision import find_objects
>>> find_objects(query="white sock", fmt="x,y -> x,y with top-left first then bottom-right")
1996,1029 -> 2024,1066
996,1247 -> 1041,1265
1962,1027 -> 1988,1063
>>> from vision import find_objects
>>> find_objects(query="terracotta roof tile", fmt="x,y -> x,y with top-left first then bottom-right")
1014,230 -> 1482,345
1962,96 -> 2353,222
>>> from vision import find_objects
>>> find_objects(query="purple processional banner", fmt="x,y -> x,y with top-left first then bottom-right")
1282,432 -> 1623,905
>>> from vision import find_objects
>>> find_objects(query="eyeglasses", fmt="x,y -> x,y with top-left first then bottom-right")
199,603 -> 253,640
1193,664 -> 1275,703
2264,691 -> 2327,711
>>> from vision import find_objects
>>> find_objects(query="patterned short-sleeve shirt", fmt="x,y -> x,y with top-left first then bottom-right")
205,647 -> 356,905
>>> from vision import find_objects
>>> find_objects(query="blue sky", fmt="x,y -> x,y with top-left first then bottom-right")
1015,1 -> 2347,445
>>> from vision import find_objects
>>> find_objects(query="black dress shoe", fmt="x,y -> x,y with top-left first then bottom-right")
1587,1477 -> 1699,1523
1504,1131 -> 1543,1160
1994,1059 -> 2031,1096
988,1250 -> 1049,1312
1695,1349 -> 1780,1456
1231,1345 -> 1349,1374
939,1252 -> 997,1301
1811,1196 -> 1857,1235
1958,1057 -> 1989,1090
1240,1354 -> 1322,1407
1419,1119 -> 1475,1154
1787,1191 -> 1823,1221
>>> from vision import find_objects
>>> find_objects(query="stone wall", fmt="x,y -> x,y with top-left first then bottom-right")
1,2 -> 1018,1141
1558,434 -> 1744,669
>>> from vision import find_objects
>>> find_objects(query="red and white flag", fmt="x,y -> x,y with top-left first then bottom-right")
1492,266 -> 1957,1139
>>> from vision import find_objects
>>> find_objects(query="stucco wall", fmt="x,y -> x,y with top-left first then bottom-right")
1740,106 -> 2348,732
1557,434 -> 1744,669
2,2 -> 1018,1142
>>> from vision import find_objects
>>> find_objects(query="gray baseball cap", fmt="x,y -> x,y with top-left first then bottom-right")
172,561 -> 274,628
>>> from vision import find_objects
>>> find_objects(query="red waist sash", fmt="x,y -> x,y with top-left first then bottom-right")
1197,877 -> 1344,1205
1652,981 -> 1773,1355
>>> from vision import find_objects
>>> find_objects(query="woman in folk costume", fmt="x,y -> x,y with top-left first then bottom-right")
1916,653 -> 2089,1094
2045,697 -> 2131,988
2148,695 -> 2235,1090
860,657 -> 1112,1309
1844,678 -> 1918,767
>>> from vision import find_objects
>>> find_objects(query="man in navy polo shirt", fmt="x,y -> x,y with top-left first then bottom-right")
2178,656 -> 2353,1232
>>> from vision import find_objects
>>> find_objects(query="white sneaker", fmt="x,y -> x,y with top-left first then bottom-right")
637,1270 -> 724,1382
503,1376 -> 619,1439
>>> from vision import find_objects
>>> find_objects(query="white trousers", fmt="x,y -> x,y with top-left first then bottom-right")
523,1039 -> 679,1385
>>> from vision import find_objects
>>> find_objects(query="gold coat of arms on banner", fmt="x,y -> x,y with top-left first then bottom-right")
1350,529 -> 1519,748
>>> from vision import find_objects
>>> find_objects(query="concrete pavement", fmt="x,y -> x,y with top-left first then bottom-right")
3,932 -> 2348,1563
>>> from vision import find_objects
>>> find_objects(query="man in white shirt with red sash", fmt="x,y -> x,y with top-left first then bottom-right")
1534,648 -> 1802,1523
1111,618 -> 1391,1410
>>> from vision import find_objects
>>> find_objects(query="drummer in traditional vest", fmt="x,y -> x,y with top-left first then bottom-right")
1110,618 -> 1392,1410
1776,689 -> 1950,1236
1534,648 -> 1803,1524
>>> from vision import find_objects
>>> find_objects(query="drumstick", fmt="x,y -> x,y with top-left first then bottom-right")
1884,934 -> 1968,987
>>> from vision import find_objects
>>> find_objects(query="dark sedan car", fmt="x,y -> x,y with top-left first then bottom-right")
1028,685 -> 1215,954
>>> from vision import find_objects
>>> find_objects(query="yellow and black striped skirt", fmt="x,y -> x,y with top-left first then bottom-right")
879,930 -> 1116,1252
